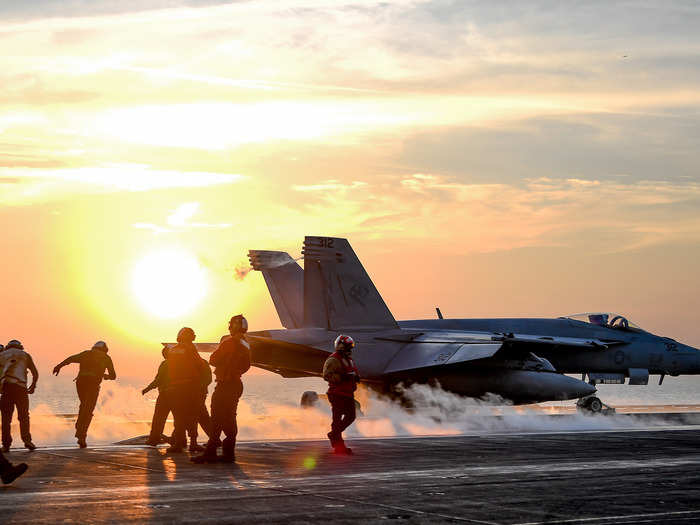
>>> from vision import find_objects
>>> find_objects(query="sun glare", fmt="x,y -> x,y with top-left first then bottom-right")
131,248 -> 208,319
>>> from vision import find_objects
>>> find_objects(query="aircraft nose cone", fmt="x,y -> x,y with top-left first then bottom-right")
552,373 -> 596,400
581,381 -> 597,397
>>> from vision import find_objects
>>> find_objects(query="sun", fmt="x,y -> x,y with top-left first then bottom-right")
131,247 -> 208,319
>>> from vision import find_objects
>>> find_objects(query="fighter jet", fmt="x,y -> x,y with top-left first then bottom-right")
182,236 -> 700,412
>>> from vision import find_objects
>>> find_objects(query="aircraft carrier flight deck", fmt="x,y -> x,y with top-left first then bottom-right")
1,410 -> 699,524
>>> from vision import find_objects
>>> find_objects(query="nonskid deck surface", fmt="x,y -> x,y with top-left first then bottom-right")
1,423 -> 700,523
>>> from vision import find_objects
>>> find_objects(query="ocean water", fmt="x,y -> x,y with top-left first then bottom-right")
5,371 -> 698,447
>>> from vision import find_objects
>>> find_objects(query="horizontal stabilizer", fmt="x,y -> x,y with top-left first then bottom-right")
162,342 -> 219,353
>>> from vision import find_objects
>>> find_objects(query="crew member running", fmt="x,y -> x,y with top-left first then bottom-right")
53,341 -> 116,448
323,335 -> 359,455
192,315 -> 250,464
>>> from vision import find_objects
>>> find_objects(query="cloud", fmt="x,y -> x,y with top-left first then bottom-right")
133,201 -> 232,234
293,180 -> 368,192
292,172 -> 700,254
0,164 -> 244,205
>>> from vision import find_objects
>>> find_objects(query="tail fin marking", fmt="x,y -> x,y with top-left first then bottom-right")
302,236 -> 397,330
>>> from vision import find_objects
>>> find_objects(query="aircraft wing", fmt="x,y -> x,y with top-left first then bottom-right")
378,330 -> 625,375
493,333 -> 626,350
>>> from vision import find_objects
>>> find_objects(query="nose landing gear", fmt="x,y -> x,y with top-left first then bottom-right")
576,395 -> 616,415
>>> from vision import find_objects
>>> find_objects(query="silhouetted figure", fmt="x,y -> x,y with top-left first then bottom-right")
192,315 -> 250,464
142,347 -> 171,446
143,345 -> 211,450
166,327 -> 201,453
323,335 -> 359,455
53,341 -> 116,448
0,340 -> 38,451
0,450 -> 27,484
189,352 -> 213,452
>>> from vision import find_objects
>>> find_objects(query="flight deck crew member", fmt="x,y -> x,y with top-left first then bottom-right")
0,449 -> 27,484
0,340 -> 38,451
166,327 -> 201,453
142,347 -> 171,446
52,341 -> 116,448
323,335 -> 359,455
192,315 -> 250,464
190,351 -> 213,452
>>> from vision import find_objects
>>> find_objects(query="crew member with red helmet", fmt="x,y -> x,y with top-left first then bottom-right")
323,334 -> 359,455
192,315 -> 250,464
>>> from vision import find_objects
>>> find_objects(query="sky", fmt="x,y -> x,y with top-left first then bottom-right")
1,0 -> 699,383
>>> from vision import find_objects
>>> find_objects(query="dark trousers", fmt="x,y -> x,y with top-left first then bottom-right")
1,383 -> 31,447
328,394 -> 356,443
170,384 -> 198,449
148,391 -> 171,443
149,390 -> 211,445
190,390 -> 212,441
75,377 -> 101,440
205,380 -> 242,457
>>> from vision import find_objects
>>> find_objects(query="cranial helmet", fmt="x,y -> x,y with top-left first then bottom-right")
6,340 -> 24,350
229,315 -> 248,334
177,327 -> 196,343
92,341 -> 108,353
334,334 -> 355,354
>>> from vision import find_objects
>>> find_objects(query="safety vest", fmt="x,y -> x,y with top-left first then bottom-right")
0,348 -> 30,387
168,342 -> 200,388
326,351 -> 359,397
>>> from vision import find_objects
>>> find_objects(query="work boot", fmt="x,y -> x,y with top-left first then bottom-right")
77,438 -> 87,449
1,462 -> 28,484
333,444 -> 353,455
145,439 -> 159,447
191,452 -> 219,464
24,442 -> 36,451
1,445 -> 9,453
217,454 -> 236,463
189,441 -> 205,453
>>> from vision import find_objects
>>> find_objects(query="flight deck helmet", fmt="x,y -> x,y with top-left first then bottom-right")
229,315 -> 248,335
334,335 -> 355,355
6,340 -> 23,350
177,327 -> 196,343
92,341 -> 109,353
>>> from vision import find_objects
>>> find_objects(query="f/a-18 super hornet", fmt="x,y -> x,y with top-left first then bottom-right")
184,236 -> 700,412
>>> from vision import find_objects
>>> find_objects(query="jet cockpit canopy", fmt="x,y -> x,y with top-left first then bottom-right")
561,313 -> 641,331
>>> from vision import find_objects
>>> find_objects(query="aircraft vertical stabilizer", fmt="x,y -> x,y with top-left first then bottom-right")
302,236 -> 398,330
248,250 -> 303,329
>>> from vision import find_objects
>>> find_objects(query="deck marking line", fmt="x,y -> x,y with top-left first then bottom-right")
511,509 -> 700,525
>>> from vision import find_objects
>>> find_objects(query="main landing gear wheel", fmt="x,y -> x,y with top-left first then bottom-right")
300,391 -> 364,416
300,391 -> 320,408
